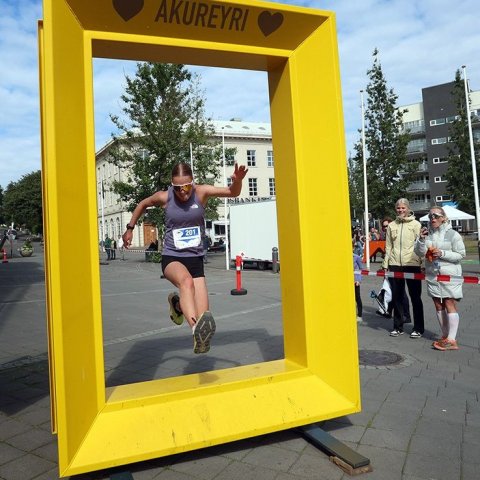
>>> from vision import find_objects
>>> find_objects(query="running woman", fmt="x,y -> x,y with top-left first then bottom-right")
122,162 -> 248,353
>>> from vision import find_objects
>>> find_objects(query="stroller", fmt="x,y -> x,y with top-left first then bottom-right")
370,278 -> 392,318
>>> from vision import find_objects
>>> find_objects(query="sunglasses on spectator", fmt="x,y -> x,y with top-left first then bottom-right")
172,181 -> 194,192
428,213 -> 443,220
382,224 -> 388,228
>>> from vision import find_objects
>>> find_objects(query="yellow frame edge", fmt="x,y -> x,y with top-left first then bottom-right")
40,0 -> 360,476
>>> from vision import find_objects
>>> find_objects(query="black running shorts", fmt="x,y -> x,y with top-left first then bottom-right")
161,255 -> 205,278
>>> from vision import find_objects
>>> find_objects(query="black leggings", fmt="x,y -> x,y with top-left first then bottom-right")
355,284 -> 362,317
389,265 -> 424,333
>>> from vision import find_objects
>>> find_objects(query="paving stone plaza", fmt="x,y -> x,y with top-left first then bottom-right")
1,248 -> 479,479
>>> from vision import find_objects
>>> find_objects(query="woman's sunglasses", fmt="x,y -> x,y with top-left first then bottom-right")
172,181 -> 194,192
428,213 -> 443,220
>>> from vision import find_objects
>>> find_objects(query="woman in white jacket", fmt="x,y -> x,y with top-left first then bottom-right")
414,206 -> 466,351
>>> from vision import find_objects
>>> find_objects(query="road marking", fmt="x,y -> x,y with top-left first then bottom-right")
0,302 -> 282,369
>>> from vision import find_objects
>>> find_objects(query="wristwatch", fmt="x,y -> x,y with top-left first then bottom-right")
126,224 -> 135,230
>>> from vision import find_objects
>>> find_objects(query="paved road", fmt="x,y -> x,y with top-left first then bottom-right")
0,249 -> 479,479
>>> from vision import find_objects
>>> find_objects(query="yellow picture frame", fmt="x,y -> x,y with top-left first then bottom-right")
39,0 -> 360,476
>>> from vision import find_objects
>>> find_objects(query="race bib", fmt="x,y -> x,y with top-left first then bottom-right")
173,226 -> 201,249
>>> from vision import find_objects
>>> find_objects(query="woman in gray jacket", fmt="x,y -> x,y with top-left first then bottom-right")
414,206 -> 466,351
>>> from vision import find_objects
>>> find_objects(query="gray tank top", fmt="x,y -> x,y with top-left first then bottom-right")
162,186 -> 205,257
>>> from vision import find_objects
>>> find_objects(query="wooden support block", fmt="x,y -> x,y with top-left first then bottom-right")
330,456 -> 373,476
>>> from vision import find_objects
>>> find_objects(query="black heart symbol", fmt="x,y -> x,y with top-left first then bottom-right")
113,0 -> 144,22
258,11 -> 284,37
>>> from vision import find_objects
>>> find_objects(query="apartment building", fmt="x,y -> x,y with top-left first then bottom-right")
401,81 -> 480,216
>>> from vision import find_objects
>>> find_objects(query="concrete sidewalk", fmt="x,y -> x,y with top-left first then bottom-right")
0,250 -> 479,479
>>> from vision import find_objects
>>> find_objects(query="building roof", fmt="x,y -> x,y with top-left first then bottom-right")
212,120 -> 271,137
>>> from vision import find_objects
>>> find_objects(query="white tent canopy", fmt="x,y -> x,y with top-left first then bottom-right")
419,204 -> 475,221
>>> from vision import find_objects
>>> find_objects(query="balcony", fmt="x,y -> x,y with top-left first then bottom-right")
406,182 -> 430,192
402,125 -> 425,135
417,162 -> 428,172
400,162 -> 428,175
407,143 -> 427,154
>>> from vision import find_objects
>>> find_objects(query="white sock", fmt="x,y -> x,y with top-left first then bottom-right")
447,312 -> 459,340
436,310 -> 448,337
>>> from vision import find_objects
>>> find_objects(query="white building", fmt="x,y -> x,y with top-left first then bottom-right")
96,119 -> 275,247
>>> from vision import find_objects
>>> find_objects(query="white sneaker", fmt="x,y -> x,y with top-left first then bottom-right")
389,329 -> 404,337
357,317 -> 363,322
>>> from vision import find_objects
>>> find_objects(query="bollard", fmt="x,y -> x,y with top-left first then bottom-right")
2,249 -> 8,264
231,255 -> 247,295
272,247 -> 279,274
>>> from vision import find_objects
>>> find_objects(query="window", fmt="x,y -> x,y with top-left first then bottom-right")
269,178 -> 276,196
431,137 -> 447,145
436,195 -> 451,202
446,115 -> 460,123
429,118 -> 446,126
248,178 -> 258,196
434,176 -> 446,183
267,150 -> 274,167
433,157 -> 448,164
225,151 -> 235,166
247,150 -> 256,167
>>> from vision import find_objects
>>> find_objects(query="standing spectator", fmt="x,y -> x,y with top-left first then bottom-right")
377,216 -> 412,323
104,235 -> 112,261
381,198 -> 424,338
379,217 -> 392,241
117,235 -> 124,260
369,227 -> 379,241
353,252 -> 363,322
111,238 -> 117,260
369,227 -> 380,262
353,230 -> 364,257
414,206 -> 466,350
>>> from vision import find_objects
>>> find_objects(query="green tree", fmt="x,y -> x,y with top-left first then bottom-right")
0,185 -> 5,225
108,62 -> 227,237
445,69 -> 480,213
3,171 -> 43,233
347,146 -> 364,221
349,49 -> 419,222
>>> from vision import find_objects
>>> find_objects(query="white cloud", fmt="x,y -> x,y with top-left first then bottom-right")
1,0 -> 480,188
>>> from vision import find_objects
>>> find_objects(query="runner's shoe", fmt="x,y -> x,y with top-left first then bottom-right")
193,311 -> 216,354
168,292 -> 184,325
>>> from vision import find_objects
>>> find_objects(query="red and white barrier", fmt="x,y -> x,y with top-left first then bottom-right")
354,269 -> 480,285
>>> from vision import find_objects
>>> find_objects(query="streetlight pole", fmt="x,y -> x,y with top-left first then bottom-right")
222,127 -> 230,270
360,90 -> 370,269
100,180 -> 106,252
462,65 -> 480,262
190,142 -> 195,180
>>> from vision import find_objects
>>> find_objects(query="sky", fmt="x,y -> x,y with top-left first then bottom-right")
1,0 -> 480,189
